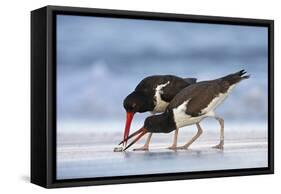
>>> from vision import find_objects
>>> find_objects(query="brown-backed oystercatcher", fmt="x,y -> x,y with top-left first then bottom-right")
122,70 -> 250,151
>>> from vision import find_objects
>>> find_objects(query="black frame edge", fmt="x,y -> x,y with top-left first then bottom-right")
45,5 -> 274,25
268,20 -> 274,174
46,6 -> 56,188
31,5 -> 274,188
31,7 -> 48,188
49,168 -> 272,188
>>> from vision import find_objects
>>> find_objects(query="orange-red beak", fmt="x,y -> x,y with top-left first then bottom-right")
123,127 -> 147,151
122,112 -> 135,146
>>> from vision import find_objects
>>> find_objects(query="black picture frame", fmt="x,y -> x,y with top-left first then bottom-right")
31,5 -> 274,188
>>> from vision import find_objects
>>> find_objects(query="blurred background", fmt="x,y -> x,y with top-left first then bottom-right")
56,14 -> 269,180
56,15 -> 268,136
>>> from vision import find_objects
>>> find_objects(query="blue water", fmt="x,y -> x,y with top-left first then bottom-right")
57,15 -> 268,126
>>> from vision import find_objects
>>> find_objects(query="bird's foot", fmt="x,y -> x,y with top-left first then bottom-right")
133,146 -> 149,151
167,144 -> 177,150
212,142 -> 224,150
174,145 -> 189,150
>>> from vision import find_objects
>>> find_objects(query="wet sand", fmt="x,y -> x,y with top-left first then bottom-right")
57,136 -> 268,180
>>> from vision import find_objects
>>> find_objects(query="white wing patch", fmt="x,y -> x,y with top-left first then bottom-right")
152,81 -> 170,113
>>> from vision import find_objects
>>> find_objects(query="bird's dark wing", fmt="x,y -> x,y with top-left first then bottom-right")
168,82 -> 222,117
184,78 -> 197,85
135,75 -> 198,103
161,76 -> 193,102
135,75 -> 166,95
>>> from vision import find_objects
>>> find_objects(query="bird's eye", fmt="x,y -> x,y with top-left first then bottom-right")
132,103 -> 136,108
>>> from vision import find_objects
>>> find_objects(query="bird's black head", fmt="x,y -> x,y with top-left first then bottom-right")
122,91 -> 154,147
144,112 -> 176,134
122,111 -> 176,151
123,91 -> 154,113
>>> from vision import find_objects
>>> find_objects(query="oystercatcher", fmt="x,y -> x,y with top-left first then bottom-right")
123,70 -> 250,151
121,75 -> 196,151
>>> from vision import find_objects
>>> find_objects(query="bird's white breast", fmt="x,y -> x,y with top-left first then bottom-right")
152,81 -> 170,113
172,100 -> 206,128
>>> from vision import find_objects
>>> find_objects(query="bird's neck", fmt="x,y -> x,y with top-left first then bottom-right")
152,111 -> 177,133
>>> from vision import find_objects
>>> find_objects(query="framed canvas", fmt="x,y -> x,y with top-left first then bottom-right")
31,5 -> 274,188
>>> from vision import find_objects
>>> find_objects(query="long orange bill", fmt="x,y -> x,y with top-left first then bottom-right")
123,128 -> 147,151
123,112 -> 135,146
119,127 -> 143,145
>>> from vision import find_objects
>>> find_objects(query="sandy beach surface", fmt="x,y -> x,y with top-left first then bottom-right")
57,131 -> 268,180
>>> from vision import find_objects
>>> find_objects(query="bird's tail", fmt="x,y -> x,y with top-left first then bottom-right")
221,69 -> 250,85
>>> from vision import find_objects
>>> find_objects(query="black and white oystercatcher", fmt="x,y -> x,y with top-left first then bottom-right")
122,70 -> 250,151
121,75 -> 196,151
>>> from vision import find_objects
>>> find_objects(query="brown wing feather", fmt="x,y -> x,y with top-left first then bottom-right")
168,82 -> 222,117
185,83 -> 221,116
